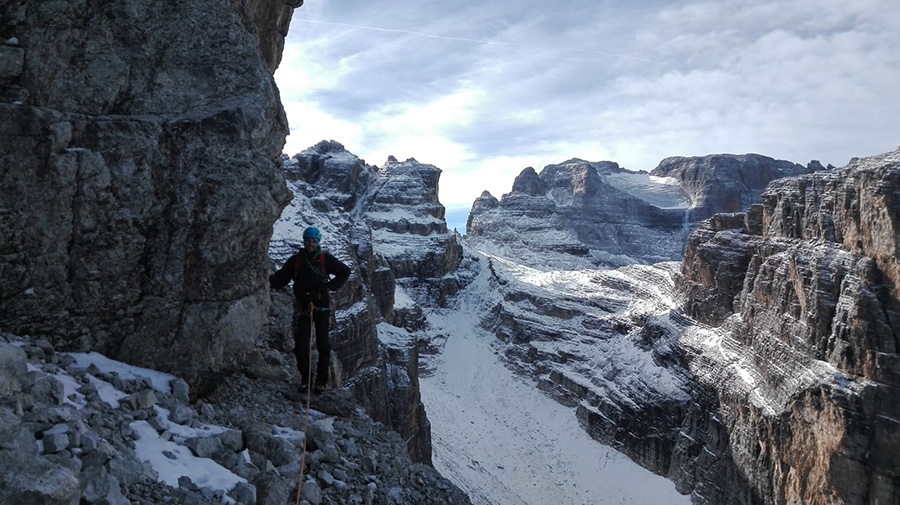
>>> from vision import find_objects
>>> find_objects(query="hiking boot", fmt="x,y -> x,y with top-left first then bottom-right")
313,381 -> 326,394
299,379 -> 312,393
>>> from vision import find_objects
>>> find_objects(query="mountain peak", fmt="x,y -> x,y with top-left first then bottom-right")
309,139 -> 347,154
510,166 -> 545,196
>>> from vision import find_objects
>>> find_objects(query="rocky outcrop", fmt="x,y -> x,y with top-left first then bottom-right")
245,0 -> 305,72
0,0 -> 302,389
364,156 -> 463,306
0,333 -> 471,505
268,143 -> 466,464
677,148 -> 900,504
467,159 -> 686,267
467,155 -> 821,268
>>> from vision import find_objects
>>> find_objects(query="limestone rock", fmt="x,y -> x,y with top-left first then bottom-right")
651,153 -> 817,221
270,144 -> 466,464
678,148 -> 900,504
467,154 -> 819,268
1,332 -> 472,505
0,0 -> 295,388
244,0 -> 304,72
0,343 -> 28,398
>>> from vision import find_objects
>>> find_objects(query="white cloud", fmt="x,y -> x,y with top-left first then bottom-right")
276,0 -> 900,207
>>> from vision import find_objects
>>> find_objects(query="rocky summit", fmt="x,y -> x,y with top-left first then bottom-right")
651,153 -> 826,222
466,154 -> 820,268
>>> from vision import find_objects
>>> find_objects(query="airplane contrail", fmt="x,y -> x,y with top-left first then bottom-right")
293,18 -> 655,63
296,18 -> 521,47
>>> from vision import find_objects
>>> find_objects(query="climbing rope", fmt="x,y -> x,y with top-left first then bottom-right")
295,302 -> 315,505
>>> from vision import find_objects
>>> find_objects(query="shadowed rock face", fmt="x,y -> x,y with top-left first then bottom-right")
651,154 -> 820,221
0,0 -> 299,388
679,148 -> 900,504
467,155 -> 818,268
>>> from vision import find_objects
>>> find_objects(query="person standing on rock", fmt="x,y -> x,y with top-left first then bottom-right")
270,226 -> 351,394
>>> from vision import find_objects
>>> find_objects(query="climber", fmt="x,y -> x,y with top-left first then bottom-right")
270,226 -> 351,394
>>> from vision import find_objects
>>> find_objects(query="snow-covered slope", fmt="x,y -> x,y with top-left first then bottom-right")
267,143 -> 697,503
417,255 -> 690,505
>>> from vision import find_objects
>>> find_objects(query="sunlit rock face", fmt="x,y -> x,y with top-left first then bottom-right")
466,155 -> 817,268
678,148 -> 900,504
269,143 -> 465,463
0,0 -> 297,388
466,150 -> 894,504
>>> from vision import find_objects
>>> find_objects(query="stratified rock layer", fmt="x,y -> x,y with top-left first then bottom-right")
0,0 -> 297,388
467,149 -> 895,505
652,153 -> 822,221
678,148 -> 900,504
268,142 -> 465,464
467,155 -> 817,268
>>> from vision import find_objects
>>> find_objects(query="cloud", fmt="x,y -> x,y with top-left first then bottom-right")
276,0 -> 900,208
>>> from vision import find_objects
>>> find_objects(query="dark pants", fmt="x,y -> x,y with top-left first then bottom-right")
293,306 -> 331,386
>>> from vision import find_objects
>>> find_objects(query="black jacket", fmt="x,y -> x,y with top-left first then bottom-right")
269,248 -> 351,307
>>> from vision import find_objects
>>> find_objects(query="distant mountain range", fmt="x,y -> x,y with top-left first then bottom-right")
467,154 -> 823,268
272,141 -> 899,505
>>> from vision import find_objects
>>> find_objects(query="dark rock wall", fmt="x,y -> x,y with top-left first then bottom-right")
243,0 -> 304,72
0,0 -> 299,387
652,153 -> 818,222
679,149 -> 900,504
348,333 -> 434,465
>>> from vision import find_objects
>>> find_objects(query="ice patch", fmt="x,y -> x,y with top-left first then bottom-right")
606,172 -> 692,209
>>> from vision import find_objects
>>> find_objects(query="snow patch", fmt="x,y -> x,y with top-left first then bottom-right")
605,172 -> 692,209
69,352 -> 176,395
131,421 -> 245,498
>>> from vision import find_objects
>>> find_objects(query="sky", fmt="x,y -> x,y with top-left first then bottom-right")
274,0 -> 900,213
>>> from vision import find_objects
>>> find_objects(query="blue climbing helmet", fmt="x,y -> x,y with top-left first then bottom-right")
302,226 -> 322,244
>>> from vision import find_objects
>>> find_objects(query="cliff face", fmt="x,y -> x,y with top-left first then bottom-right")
652,154 -> 821,221
678,149 -> 900,504
466,154 -> 818,268
0,0 -> 299,388
462,149 -> 896,504
268,142 -> 466,464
